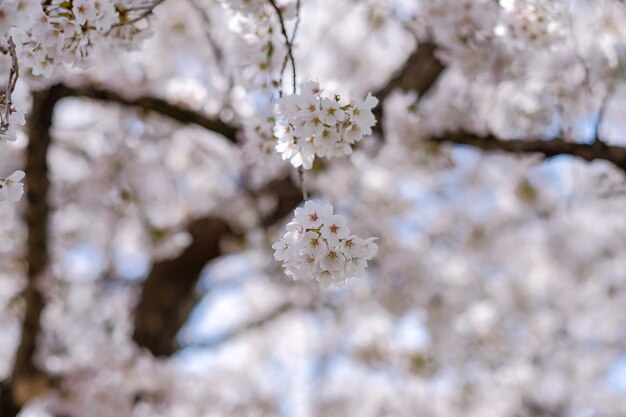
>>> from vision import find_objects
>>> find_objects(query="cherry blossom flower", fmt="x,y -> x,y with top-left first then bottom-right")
320,97 -> 346,126
0,170 -> 25,202
320,214 -> 350,247
294,200 -> 332,229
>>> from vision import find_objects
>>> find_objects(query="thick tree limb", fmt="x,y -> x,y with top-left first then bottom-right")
1,85 -> 69,417
0,381 -> 19,417
132,176 -> 302,356
53,84 -> 239,143
431,133 -> 626,171
133,217 -> 234,356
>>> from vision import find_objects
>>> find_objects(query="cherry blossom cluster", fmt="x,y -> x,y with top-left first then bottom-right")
6,0 -> 157,77
0,170 -> 25,202
274,81 -> 378,169
273,200 -> 378,287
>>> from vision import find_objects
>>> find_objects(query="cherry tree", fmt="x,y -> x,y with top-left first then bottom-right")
2,0 -> 626,416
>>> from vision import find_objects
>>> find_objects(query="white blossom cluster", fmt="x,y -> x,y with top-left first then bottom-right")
274,81 -> 378,169
0,169 -> 25,202
273,200 -> 378,287
4,0 -> 157,77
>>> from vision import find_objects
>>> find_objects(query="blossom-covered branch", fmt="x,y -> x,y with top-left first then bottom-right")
373,43 -> 626,174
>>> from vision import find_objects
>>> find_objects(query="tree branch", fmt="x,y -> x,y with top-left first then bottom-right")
132,176 -> 302,356
132,217 -> 234,356
53,84 -> 239,143
431,132 -> 626,171
267,0 -> 297,93
1,85 -> 69,417
371,42 -> 626,173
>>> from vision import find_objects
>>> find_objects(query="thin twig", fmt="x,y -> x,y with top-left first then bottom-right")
278,0 -> 301,93
267,0 -> 297,93
1,37 -> 19,134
